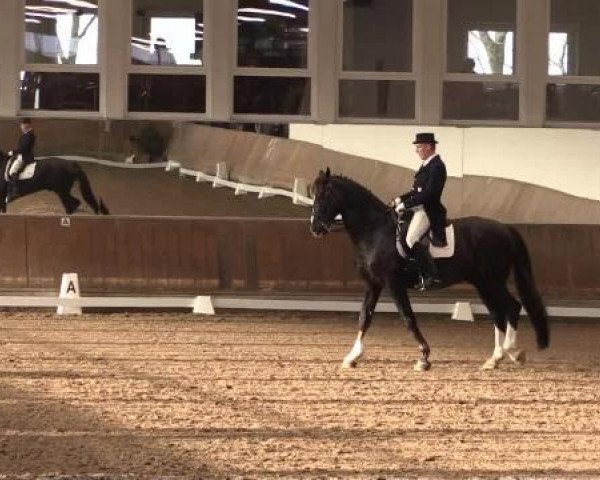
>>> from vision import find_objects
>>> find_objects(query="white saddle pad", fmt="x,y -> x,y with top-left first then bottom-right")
428,224 -> 455,258
17,162 -> 36,180
4,157 -> 37,181
396,224 -> 456,259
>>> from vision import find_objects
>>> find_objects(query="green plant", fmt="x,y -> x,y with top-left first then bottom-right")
136,125 -> 166,161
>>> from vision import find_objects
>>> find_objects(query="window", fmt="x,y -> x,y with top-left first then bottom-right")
234,0 -> 311,116
21,72 -> 99,111
25,0 -> 99,65
343,0 -> 412,72
467,30 -> 514,75
129,0 -> 205,114
339,0 -> 414,120
237,0 -> 309,69
447,0 -> 516,75
129,75 -> 206,113
444,0 -> 518,121
131,0 -> 204,66
23,0 -> 100,112
549,0 -> 600,77
548,32 -> 570,76
547,0 -> 600,122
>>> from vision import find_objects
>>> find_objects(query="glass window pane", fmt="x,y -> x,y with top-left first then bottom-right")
237,0 -> 309,68
443,82 -> 518,120
339,80 -> 414,118
128,75 -> 206,113
234,76 -> 310,114
132,0 -> 204,66
547,84 -> 600,122
343,0 -> 412,72
550,0 -> 600,76
21,72 -> 99,111
447,0 -> 516,75
25,0 -> 99,65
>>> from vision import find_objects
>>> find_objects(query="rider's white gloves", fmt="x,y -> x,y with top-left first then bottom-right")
394,200 -> 406,213
7,151 -> 13,157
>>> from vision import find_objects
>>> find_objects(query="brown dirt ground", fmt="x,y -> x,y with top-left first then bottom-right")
0,311 -> 599,479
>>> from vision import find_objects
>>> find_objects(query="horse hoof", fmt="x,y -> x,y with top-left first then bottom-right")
482,359 -> 498,370
508,350 -> 526,365
341,360 -> 357,369
414,359 -> 431,371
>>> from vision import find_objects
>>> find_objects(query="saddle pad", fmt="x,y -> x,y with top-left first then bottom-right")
18,162 -> 37,180
4,157 -> 37,181
428,224 -> 455,258
396,224 -> 456,259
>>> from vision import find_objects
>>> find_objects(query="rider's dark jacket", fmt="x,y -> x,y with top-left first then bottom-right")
400,154 -> 448,244
14,129 -> 36,165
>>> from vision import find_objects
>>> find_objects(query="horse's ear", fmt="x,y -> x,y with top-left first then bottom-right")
325,167 -> 331,178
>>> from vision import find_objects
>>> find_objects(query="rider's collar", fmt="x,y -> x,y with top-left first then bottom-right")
422,154 -> 436,167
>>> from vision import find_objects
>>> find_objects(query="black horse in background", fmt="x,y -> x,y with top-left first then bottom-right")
310,169 -> 549,371
0,150 -> 109,215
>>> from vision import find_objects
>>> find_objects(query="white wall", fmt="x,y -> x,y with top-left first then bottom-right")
290,124 -> 600,201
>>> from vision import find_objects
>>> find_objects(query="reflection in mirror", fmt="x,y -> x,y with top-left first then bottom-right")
0,119 -> 305,218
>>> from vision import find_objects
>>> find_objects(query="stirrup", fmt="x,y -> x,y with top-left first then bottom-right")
416,274 -> 441,292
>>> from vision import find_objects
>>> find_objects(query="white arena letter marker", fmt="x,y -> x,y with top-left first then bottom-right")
57,272 -> 82,315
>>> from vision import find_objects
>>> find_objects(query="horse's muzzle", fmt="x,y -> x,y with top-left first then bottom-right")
310,218 -> 330,237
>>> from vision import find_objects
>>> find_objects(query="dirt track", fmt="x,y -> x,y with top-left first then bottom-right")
1,311 -> 599,479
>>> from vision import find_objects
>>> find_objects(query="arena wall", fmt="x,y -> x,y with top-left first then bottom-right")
0,216 -> 597,300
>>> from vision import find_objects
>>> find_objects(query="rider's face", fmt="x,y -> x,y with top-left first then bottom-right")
415,143 -> 434,161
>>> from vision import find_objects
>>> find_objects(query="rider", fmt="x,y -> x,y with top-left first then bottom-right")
6,117 -> 36,202
392,132 -> 448,291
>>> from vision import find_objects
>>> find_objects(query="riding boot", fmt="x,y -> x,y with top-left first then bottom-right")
411,242 -> 442,291
5,179 -> 19,203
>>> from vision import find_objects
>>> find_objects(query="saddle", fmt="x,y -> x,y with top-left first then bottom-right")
4,155 -> 37,181
395,212 -> 456,260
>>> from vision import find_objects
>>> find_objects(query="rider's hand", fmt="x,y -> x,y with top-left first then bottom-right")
7,151 -> 13,157
388,197 -> 400,208
394,202 -> 406,213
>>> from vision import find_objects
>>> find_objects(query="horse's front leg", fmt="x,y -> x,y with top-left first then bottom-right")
388,279 -> 431,371
482,324 -> 506,370
341,282 -> 382,369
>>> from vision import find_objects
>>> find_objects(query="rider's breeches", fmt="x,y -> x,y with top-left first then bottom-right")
8,155 -> 24,178
406,206 -> 431,249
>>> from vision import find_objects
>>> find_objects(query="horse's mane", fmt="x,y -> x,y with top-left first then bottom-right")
330,174 -> 388,212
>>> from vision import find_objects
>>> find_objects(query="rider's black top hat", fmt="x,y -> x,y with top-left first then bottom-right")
413,132 -> 438,144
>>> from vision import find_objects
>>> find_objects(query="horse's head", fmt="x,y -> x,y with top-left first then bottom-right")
310,167 -> 344,237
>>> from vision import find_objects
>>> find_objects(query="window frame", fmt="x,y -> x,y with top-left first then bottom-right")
337,0 -> 417,124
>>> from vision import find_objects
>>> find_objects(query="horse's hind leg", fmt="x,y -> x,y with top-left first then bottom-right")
500,287 -> 526,365
342,282 -> 382,369
58,191 -> 81,214
477,283 -> 509,370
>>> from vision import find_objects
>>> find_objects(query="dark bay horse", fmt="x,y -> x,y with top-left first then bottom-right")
310,169 -> 549,371
0,151 -> 109,215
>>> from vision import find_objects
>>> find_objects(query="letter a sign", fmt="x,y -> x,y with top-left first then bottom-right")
58,272 -> 82,315
66,281 -> 77,294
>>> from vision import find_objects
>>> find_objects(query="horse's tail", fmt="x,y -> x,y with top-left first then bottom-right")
509,226 -> 549,349
75,166 -> 109,215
